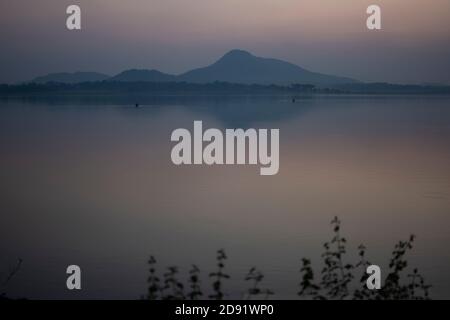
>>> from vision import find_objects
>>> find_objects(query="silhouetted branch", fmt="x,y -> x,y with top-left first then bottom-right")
1,258 -> 23,298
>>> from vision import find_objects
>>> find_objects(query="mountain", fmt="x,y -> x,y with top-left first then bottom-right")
32,72 -> 109,84
30,50 -> 358,86
109,69 -> 176,82
179,49 -> 357,86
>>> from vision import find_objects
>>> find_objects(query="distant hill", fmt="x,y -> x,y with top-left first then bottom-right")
108,69 -> 176,82
178,49 -> 357,86
32,72 -> 109,84
29,49 -> 357,86
18,50 -> 450,94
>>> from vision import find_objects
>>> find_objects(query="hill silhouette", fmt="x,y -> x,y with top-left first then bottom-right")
30,49 -> 357,86
32,72 -> 109,84
179,49 -> 357,86
23,50 -> 450,92
108,69 -> 176,82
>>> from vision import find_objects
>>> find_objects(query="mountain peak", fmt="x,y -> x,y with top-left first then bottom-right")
220,49 -> 254,60
180,49 -> 357,85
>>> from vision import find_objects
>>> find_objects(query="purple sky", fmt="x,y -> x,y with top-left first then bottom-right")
1,0 -> 449,84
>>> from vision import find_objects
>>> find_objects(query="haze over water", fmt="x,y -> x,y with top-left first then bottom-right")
1,95 -> 449,299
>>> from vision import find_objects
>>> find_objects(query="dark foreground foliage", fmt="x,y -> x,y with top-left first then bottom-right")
146,218 -> 431,300
298,217 -> 430,300
0,258 -> 22,300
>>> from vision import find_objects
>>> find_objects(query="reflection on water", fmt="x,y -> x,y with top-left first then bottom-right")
0,95 -> 449,299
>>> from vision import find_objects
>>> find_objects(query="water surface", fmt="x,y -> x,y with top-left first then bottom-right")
1,95 -> 449,299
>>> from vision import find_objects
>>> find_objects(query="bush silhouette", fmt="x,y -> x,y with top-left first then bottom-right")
298,217 -> 430,300
146,218 -> 431,300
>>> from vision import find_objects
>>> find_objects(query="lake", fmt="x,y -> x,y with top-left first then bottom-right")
1,95 -> 449,299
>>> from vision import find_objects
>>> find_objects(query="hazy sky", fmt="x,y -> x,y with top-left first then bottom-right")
1,0 -> 449,84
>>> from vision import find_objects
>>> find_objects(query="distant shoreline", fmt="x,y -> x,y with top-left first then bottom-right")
1,81 -> 450,98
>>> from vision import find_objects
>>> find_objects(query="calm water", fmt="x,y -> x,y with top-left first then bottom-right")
1,95 -> 450,299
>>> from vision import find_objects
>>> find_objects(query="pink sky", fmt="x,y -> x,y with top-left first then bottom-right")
1,0 -> 449,83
